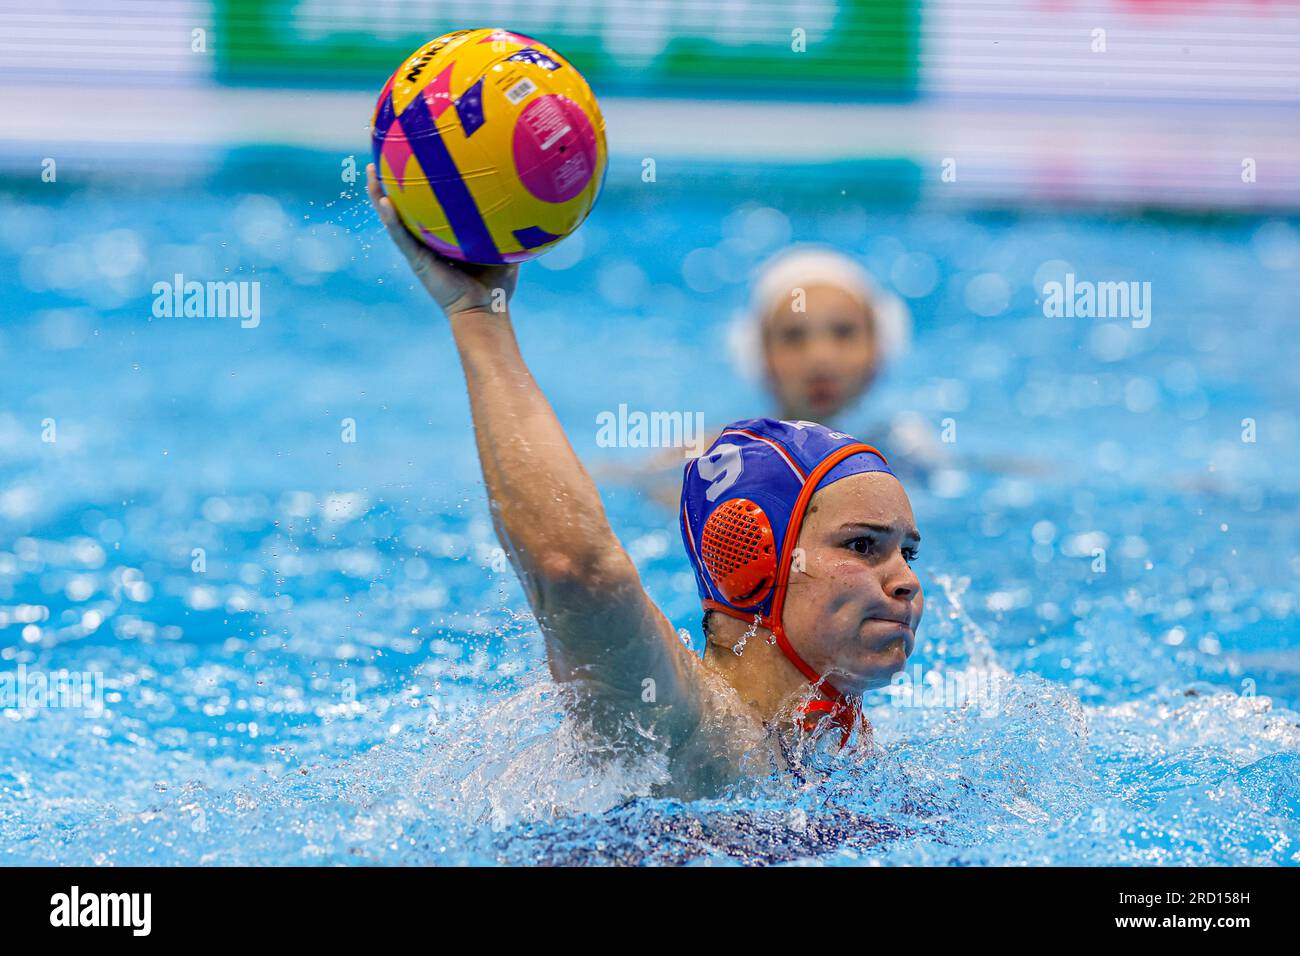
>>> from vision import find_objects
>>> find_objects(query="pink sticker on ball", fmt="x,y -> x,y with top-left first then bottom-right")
512,95 -> 597,204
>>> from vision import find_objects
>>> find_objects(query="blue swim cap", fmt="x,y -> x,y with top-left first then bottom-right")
679,418 -> 894,696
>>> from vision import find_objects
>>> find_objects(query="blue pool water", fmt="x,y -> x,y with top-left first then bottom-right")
1,161 -> 1298,865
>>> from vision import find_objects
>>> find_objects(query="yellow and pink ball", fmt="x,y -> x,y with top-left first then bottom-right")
371,28 -> 607,265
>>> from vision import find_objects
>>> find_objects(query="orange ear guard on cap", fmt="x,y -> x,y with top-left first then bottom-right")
700,498 -> 777,607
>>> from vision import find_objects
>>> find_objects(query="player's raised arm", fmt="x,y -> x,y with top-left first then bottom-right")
367,165 -> 702,731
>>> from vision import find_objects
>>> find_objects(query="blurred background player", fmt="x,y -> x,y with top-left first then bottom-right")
600,244 -> 945,505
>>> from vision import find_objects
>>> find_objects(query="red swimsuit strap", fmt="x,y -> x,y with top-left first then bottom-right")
799,697 -> 857,748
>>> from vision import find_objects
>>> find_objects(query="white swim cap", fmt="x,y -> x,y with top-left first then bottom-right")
727,244 -> 912,383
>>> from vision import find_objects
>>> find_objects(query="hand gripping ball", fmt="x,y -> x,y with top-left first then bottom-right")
371,28 -> 608,265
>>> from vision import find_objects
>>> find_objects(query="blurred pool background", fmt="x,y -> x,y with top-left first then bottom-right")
1,1 -> 1299,865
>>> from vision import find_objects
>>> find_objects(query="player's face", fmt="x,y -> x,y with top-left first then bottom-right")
780,472 -> 923,695
762,283 -> 880,421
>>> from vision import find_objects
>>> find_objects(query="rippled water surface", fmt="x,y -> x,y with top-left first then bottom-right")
2,165 -> 1298,865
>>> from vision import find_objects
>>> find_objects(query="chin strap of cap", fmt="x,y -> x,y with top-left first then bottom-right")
773,620 -> 856,747
703,606 -> 856,747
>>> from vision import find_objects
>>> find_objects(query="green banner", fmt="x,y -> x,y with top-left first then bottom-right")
214,0 -> 917,96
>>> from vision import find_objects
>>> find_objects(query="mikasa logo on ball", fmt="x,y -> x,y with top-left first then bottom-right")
404,28 -> 470,82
